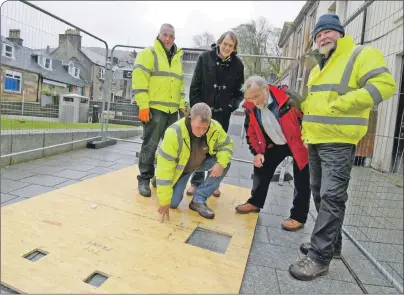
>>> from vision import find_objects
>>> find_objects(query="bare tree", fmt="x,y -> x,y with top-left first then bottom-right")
232,17 -> 282,81
192,32 -> 215,48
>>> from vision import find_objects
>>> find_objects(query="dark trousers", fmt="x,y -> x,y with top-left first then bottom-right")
137,108 -> 180,183
307,143 -> 356,264
248,144 -> 311,223
190,111 -> 231,187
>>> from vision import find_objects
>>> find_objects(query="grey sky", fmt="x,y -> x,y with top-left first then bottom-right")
1,1 -> 305,50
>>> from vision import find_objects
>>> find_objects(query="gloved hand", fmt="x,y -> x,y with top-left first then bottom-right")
138,108 -> 150,122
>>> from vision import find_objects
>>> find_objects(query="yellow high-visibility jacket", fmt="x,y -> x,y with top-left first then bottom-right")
132,39 -> 185,113
155,118 -> 234,206
301,35 -> 397,145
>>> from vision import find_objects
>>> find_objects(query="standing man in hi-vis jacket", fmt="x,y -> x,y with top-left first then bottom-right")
132,23 -> 185,197
289,14 -> 397,281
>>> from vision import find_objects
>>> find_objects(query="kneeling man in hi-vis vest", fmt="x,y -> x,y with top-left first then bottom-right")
156,103 -> 234,221
289,14 -> 397,281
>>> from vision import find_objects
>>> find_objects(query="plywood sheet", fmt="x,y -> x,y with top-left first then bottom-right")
1,166 -> 258,294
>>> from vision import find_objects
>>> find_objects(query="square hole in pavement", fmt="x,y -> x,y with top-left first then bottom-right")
84,272 -> 108,287
186,227 -> 232,254
23,249 -> 47,262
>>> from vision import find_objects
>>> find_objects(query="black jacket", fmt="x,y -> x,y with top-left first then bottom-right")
189,44 -> 244,115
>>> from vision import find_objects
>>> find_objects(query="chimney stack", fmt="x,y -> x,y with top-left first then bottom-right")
7,29 -> 23,46
58,28 -> 82,49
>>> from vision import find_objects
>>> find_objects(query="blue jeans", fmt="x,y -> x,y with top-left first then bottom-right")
170,156 -> 231,208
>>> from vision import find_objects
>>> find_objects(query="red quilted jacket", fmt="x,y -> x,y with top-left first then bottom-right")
243,85 -> 309,170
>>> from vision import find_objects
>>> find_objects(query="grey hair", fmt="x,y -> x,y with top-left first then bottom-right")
159,23 -> 175,33
241,75 -> 268,93
190,103 -> 212,123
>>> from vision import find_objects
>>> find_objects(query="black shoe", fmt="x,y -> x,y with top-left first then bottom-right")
189,201 -> 215,219
299,243 -> 342,259
138,181 -> 151,197
289,256 -> 329,281
151,176 -> 157,188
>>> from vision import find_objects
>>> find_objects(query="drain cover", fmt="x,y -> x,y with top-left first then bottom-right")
186,227 -> 231,254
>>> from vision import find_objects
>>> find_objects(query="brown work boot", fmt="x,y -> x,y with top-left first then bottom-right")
282,218 -> 304,231
212,188 -> 221,197
186,185 -> 196,196
235,202 -> 260,214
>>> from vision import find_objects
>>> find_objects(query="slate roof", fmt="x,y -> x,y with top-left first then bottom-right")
80,47 -> 106,67
1,36 -> 88,87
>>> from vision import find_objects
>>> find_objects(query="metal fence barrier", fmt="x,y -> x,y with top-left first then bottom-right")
0,0 -> 113,164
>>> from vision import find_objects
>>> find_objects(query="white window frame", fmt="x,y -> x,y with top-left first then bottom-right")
4,70 -> 22,93
68,63 -> 80,78
99,67 -> 105,79
38,56 -> 52,70
2,44 -> 14,59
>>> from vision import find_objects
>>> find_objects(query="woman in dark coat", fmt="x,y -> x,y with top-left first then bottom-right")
186,31 -> 244,197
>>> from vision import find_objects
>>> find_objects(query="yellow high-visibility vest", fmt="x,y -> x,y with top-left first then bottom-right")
301,36 -> 397,145
132,39 -> 185,113
155,118 -> 234,206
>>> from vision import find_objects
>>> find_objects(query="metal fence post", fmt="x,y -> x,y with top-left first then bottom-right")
103,60 -> 113,139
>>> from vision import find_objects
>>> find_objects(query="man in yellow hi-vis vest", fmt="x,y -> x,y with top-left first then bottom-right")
156,103 -> 233,221
289,14 -> 397,281
132,23 -> 185,197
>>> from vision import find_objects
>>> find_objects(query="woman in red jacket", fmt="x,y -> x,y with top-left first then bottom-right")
235,75 -> 311,231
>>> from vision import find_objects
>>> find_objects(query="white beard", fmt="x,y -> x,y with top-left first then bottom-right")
319,42 -> 335,55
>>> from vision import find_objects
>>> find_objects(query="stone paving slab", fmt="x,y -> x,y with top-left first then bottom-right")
1,193 -> 19,203
52,169 -> 91,180
276,270 -> 363,294
5,184 -> 55,199
0,179 -> 30,194
240,265 -> 280,294
0,169 -> 37,181
364,285 -> 400,294
346,257 -> 394,287
79,173 -> 100,181
23,165 -> 65,175
54,179 -> 80,189
248,242 -> 301,271
85,166 -> 116,175
18,174 -> 70,187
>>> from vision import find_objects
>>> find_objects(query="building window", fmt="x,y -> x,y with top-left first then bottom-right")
38,56 -> 52,70
296,27 -> 302,58
68,64 -> 80,78
2,44 -> 14,58
99,67 -> 105,79
44,58 -> 51,69
4,70 -> 22,93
